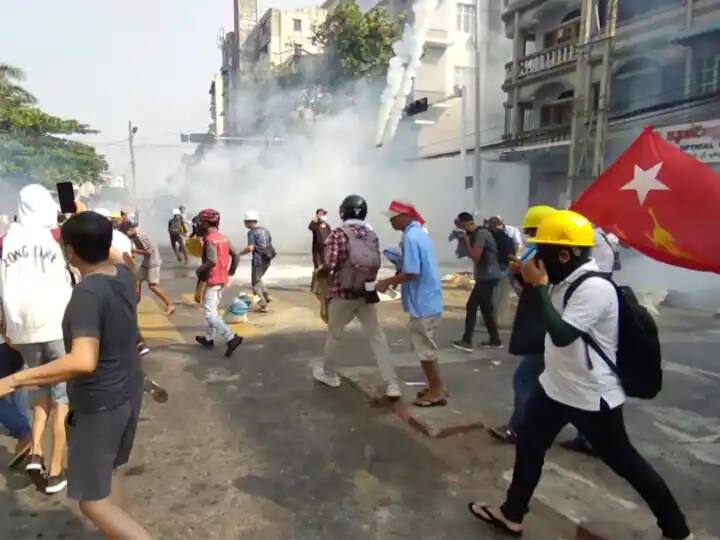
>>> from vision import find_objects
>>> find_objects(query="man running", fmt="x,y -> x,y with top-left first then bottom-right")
0,184 -> 72,494
241,211 -> 274,312
0,211 -> 152,539
119,221 -> 175,315
194,209 -> 243,357
468,210 -> 692,540
168,209 -> 188,264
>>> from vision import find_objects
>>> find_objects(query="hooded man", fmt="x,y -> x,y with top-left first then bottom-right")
0,184 -> 72,494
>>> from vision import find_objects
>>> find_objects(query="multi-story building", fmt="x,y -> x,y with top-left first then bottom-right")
244,7 -> 328,67
497,0 -> 720,207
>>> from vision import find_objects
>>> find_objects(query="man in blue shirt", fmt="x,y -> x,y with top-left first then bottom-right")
377,201 -> 446,407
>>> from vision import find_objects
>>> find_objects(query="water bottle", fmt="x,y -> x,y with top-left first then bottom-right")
365,280 -> 380,304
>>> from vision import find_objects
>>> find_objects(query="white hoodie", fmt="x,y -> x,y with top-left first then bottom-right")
0,184 -> 72,344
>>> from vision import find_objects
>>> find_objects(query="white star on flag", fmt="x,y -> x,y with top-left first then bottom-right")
621,162 -> 669,205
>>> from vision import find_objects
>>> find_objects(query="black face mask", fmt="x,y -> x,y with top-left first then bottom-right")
537,246 -> 587,284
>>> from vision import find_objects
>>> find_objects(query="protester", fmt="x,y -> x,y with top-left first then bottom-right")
241,210 -> 275,312
451,212 -> 503,352
194,209 -> 243,357
377,200 -> 445,406
0,184 -> 72,494
308,208 -> 332,269
119,221 -> 175,316
0,338 -> 31,468
312,195 -> 401,399
488,205 -> 555,444
168,209 -> 188,264
468,210 -> 692,540
0,211 -> 153,539
593,227 -> 621,275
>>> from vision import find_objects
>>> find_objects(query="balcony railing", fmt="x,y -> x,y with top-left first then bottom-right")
504,41 -> 578,83
502,124 -> 572,147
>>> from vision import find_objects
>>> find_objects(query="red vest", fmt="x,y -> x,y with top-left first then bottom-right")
204,231 -> 231,286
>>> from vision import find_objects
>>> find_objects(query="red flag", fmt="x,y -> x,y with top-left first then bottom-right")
572,126 -> 720,273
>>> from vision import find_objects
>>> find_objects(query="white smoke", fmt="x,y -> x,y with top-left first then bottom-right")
375,0 -> 440,146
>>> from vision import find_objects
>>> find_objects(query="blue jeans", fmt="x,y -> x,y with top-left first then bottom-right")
0,343 -> 31,440
203,285 -> 234,343
508,353 -> 545,434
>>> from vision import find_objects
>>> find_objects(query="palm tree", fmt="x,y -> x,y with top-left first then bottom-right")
0,63 -> 36,106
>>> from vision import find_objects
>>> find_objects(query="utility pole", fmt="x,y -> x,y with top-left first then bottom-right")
127,121 -> 138,207
565,0 -> 594,207
592,0 -> 618,177
458,86 -> 468,194
473,0 -> 486,216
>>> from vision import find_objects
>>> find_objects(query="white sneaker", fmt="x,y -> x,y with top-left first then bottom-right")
385,382 -> 402,399
313,367 -> 341,388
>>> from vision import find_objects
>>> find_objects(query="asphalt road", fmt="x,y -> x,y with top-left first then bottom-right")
0,254 -> 718,539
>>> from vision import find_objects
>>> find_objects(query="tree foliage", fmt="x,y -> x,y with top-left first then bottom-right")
0,63 -> 108,187
313,2 -> 402,85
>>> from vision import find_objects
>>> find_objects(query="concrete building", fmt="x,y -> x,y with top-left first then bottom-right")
244,7 -> 328,67
495,0 -> 720,208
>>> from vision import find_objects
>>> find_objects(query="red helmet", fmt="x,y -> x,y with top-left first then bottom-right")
198,208 -> 220,226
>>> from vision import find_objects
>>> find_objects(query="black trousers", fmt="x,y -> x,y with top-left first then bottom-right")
501,386 -> 690,539
463,278 -> 500,344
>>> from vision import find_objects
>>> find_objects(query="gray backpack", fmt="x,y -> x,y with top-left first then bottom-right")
337,225 -> 381,295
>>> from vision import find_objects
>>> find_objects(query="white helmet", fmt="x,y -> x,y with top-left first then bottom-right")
244,210 -> 259,222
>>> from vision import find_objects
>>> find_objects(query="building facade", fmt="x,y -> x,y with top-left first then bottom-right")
498,0 -> 720,208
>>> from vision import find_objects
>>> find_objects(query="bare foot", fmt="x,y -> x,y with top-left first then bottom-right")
165,305 -> 176,316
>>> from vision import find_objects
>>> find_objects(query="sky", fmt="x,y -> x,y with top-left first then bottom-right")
0,0 -> 308,191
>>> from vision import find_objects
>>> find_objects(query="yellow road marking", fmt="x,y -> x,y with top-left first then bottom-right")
182,293 -> 261,338
138,297 -> 186,344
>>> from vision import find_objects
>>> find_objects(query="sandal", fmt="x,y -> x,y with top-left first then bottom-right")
488,425 -> 518,444
416,388 -> 450,399
413,397 -> 447,408
468,503 -> 523,537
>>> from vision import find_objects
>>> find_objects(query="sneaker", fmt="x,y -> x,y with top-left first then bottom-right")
45,472 -> 67,495
451,340 -> 473,353
25,454 -> 45,473
224,335 -> 244,358
385,382 -> 402,400
195,336 -> 215,349
313,367 -> 341,388
480,340 -> 503,349
138,342 -> 151,358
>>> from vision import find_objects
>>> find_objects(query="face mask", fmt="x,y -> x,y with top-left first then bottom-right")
538,246 -> 587,284
319,215 -> 327,222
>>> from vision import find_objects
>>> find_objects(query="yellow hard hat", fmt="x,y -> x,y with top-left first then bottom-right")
185,237 -> 203,258
528,210 -> 595,247
522,205 -> 556,229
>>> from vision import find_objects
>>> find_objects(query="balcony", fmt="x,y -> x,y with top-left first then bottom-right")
502,124 -> 572,147
504,41 -> 578,85
425,28 -> 453,48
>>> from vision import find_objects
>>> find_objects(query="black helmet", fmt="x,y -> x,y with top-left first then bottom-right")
339,195 -> 367,221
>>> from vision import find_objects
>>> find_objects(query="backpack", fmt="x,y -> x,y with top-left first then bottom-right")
488,227 -> 516,269
169,215 -> 185,234
255,227 -> 276,262
338,225 -> 381,295
564,271 -> 662,399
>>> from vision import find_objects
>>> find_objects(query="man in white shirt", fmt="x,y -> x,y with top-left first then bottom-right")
468,210 -> 691,540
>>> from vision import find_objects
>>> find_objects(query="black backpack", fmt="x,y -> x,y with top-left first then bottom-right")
564,271 -> 662,399
489,227 -> 516,268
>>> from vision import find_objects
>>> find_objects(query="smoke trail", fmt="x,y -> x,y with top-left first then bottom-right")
375,0 -> 440,146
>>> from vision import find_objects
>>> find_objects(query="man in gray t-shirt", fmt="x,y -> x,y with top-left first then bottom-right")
241,211 -> 274,311
451,213 -> 503,351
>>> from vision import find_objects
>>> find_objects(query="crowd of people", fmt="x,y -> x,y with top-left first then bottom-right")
0,182 -> 693,540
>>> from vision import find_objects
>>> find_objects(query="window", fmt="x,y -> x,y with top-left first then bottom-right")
695,56 -> 720,95
293,18 -> 302,32
456,3 -> 476,35
540,91 -> 573,128
612,57 -> 660,112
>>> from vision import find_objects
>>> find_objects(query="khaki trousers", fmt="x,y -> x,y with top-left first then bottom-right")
316,298 -> 398,384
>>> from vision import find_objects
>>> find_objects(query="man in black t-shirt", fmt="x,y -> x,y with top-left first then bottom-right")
0,211 -> 152,539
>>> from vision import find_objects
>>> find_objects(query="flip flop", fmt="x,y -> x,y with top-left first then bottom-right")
416,388 -> 451,399
468,503 -> 523,537
413,397 -> 447,408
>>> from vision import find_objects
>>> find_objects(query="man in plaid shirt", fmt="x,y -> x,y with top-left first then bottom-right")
312,195 -> 401,399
